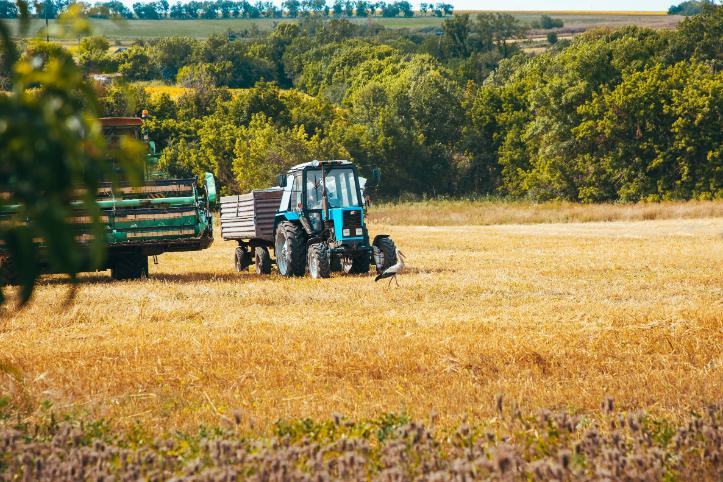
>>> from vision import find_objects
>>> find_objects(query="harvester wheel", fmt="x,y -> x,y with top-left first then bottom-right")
373,237 -> 397,275
0,256 -> 19,286
307,243 -> 330,279
235,247 -> 252,272
342,254 -> 370,274
111,253 -> 148,280
254,247 -> 272,275
275,221 -> 306,277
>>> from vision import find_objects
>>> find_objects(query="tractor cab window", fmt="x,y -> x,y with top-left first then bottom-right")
290,173 -> 303,210
305,168 -> 360,209
103,126 -> 140,147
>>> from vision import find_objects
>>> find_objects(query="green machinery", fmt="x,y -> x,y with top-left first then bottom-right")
2,117 -> 217,281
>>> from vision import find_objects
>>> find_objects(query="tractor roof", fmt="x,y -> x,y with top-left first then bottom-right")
288,160 -> 352,173
100,117 -> 142,127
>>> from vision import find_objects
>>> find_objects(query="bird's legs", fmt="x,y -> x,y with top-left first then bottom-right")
394,275 -> 400,287
387,275 -> 394,287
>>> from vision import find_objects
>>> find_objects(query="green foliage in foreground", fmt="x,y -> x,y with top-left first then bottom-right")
0,6 -> 145,306
0,397 -> 720,480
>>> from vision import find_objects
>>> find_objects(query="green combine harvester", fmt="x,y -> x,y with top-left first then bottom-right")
2,116 -> 217,281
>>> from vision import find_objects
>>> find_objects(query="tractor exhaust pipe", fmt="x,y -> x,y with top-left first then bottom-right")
321,162 -> 329,221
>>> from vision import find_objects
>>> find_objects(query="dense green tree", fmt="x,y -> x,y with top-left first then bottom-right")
96,82 -> 150,117
233,114 -> 347,192
226,81 -> 290,126
115,45 -> 157,81
668,0 -> 714,15
153,36 -> 196,81
575,61 -> 722,201
0,0 -> 18,17
76,35 -> 116,73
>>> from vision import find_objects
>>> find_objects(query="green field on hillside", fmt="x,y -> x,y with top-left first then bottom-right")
3,12 -> 680,40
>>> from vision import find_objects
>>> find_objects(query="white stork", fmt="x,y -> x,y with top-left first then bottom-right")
374,249 -> 406,287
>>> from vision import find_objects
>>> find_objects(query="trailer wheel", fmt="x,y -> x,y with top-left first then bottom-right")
373,237 -> 397,275
307,243 -> 330,279
254,247 -> 272,275
111,253 -> 148,280
342,254 -> 370,274
275,221 -> 306,277
235,247 -> 252,272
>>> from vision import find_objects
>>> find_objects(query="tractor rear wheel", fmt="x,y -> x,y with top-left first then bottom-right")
275,222 -> 306,277
373,237 -> 397,275
254,247 -> 272,275
307,243 -> 331,279
111,253 -> 148,280
235,247 -> 252,272
342,254 -> 370,274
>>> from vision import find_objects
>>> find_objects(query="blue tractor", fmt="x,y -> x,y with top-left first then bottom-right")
274,160 -> 397,278
221,160 -> 397,278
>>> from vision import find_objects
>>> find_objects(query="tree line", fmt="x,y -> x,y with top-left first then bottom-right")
63,6 -> 718,202
6,6 -> 722,202
0,0 -> 452,19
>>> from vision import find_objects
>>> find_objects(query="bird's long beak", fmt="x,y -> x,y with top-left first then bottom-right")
398,251 -> 406,259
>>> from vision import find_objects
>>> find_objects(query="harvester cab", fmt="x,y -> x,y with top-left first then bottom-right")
273,160 -> 396,278
100,115 -> 163,181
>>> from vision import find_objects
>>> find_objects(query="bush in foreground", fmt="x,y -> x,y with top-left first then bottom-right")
1,399 -> 720,480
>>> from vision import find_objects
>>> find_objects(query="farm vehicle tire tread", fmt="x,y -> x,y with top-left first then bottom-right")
374,237 -> 397,275
235,247 -> 252,272
276,221 -> 306,277
255,247 -> 272,275
307,243 -> 331,279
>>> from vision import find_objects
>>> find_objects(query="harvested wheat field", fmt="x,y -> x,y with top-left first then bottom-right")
1,211 -> 721,438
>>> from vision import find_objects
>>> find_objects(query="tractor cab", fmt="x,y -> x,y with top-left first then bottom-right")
279,160 -> 369,245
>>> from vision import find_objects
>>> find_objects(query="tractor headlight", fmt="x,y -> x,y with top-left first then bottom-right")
308,212 -> 322,232
343,228 -> 351,237
355,228 -> 363,236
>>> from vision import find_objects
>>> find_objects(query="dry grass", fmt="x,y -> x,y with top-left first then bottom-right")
144,85 -> 251,99
143,85 -> 317,100
0,213 -> 721,436
369,199 -> 723,226
143,84 -> 192,99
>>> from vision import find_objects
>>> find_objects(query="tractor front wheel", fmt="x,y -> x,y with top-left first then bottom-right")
307,243 -> 331,279
254,247 -> 272,275
373,237 -> 397,275
275,222 -> 306,277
